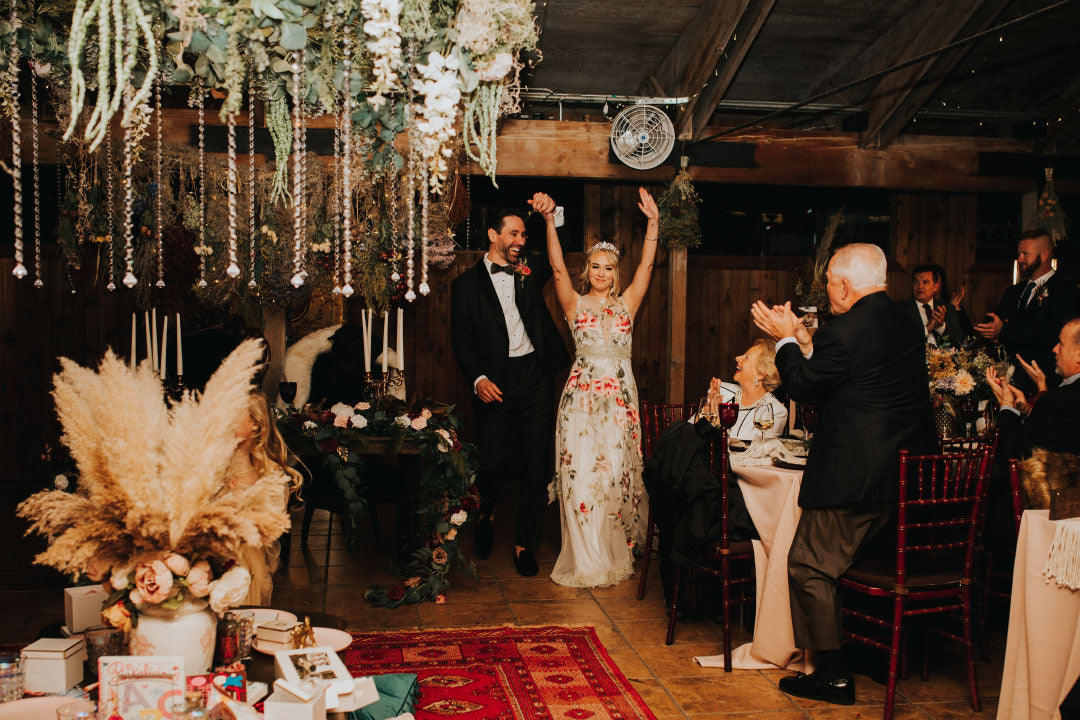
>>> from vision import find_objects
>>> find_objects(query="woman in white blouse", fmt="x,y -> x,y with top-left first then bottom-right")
702,338 -> 788,441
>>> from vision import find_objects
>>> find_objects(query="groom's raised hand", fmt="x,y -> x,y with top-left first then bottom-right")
527,192 -> 556,221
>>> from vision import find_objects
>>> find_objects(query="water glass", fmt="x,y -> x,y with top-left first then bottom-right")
56,699 -> 97,719
0,653 -> 23,703
84,626 -> 125,678
224,609 -> 256,660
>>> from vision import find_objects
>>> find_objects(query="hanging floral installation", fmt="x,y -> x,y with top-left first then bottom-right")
3,0 -> 540,305
1038,167 -> 1070,247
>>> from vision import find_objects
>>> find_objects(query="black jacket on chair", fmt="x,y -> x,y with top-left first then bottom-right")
895,297 -> 969,345
776,291 -> 937,509
450,253 -> 571,385
995,273 -> 1080,394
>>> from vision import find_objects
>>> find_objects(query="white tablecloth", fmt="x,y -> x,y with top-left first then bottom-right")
696,457 -> 807,670
997,510 -> 1080,720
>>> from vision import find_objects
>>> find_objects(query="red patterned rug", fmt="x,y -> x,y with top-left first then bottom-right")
342,626 -> 656,720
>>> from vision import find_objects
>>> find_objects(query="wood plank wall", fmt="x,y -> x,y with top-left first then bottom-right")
2,185 -> 1025,485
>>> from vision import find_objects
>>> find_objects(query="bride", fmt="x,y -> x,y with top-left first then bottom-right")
541,188 -> 659,587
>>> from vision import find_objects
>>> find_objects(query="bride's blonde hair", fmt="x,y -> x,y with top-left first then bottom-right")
578,247 -> 621,298
246,393 -> 303,496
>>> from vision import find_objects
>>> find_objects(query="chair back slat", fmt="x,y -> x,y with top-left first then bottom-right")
706,431 -> 734,552
641,401 -> 698,461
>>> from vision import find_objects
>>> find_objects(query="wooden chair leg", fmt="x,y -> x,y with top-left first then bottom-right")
665,566 -> 682,646
962,586 -> 982,711
721,557 -> 732,672
301,504 -> 316,547
636,514 -> 655,601
884,596 -> 904,720
279,529 -> 292,565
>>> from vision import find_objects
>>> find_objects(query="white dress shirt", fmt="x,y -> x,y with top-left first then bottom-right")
915,299 -> 946,345
474,255 -> 536,391
1018,270 -> 1055,309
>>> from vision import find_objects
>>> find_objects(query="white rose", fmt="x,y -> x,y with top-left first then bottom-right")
330,403 -> 355,418
109,565 -> 133,591
163,553 -> 190,576
53,474 -> 69,490
302,420 -> 317,430
354,402 -> 371,411
129,588 -> 144,606
395,415 -> 411,427
450,510 -> 467,526
208,566 -> 251,614
352,415 -> 369,429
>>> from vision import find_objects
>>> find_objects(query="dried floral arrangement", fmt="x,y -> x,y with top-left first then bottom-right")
1038,168 -> 1069,247
794,206 -> 843,313
656,159 -> 701,250
16,339 -> 290,626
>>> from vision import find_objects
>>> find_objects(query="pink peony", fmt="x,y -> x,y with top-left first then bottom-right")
163,554 -> 190,576
333,414 -> 350,428
134,560 -> 174,604
410,416 -> 428,431
420,408 -> 432,420
129,588 -> 145,606
186,560 -> 213,597
354,401 -> 371,411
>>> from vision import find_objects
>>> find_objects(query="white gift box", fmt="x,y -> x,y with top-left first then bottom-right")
264,685 -> 327,720
64,585 -> 107,633
21,637 -> 85,693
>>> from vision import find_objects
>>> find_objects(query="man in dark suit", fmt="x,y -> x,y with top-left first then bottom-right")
752,243 -> 936,705
896,264 -> 968,346
450,195 -> 570,576
987,317 -> 1080,459
976,229 -> 1080,395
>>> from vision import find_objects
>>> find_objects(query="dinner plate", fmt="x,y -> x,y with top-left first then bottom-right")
772,457 -> 807,470
247,608 -> 298,627
0,696 -> 76,719
253,626 -> 353,654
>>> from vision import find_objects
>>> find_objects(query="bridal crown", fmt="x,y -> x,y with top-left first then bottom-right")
587,241 -> 620,257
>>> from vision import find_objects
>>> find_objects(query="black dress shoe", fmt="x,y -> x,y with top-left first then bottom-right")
514,548 -> 539,577
474,517 -> 494,559
778,672 -> 855,705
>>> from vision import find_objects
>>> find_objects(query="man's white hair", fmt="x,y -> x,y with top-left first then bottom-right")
828,243 -> 887,290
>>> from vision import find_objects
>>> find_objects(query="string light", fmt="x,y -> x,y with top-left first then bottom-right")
289,50 -> 306,288
105,133 -> 117,291
31,67 -> 42,288
247,64 -> 258,289
225,110 -> 241,278
340,31 -> 355,298
8,0 -> 25,281
154,74 -> 165,288
196,87 -> 208,289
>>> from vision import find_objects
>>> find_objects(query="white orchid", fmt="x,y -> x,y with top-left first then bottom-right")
411,50 -> 463,194
361,0 -> 403,109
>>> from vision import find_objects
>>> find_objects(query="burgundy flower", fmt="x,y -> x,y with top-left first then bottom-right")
319,438 -> 340,453
387,585 -> 405,601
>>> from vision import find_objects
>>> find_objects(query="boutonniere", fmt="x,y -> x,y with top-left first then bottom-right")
1036,285 -> 1050,306
514,262 -> 531,286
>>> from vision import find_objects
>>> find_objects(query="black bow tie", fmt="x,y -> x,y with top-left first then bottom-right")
490,263 -> 516,276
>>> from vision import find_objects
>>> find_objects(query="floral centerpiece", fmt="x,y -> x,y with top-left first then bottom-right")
17,340 -> 290,665
276,397 -> 479,607
926,340 -> 1005,435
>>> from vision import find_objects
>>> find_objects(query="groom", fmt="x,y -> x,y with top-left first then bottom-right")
450,194 -> 570,576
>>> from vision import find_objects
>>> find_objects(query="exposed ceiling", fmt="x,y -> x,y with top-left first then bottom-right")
521,0 -> 1080,151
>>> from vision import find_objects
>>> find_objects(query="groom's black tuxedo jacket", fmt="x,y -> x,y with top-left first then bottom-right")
775,292 -> 937,509
450,253 -> 571,388
994,273 -> 1080,394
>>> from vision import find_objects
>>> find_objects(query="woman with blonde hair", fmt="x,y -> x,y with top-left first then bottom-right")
701,338 -> 789,441
226,391 -> 302,605
540,187 -> 659,587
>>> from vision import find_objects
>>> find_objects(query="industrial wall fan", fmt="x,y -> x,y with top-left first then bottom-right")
609,103 -> 675,170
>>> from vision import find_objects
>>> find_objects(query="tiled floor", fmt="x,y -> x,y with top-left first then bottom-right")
2,491 -> 1005,720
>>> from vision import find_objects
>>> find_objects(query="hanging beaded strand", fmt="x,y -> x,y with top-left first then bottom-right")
247,63 -> 257,289
340,31 -> 354,298
331,110 -> 342,294
154,73 -> 164,288
105,134 -> 117,292
299,82 -> 308,280
120,109 -> 138,289
225,110 -> 241,279
196,87 -> 208,289
289,50 -> 305,288
31,66 -> 42,288
8,0 -> 25,280
389,168 -> 400,282
404,139 -> 416,302
418,163 -> 429,295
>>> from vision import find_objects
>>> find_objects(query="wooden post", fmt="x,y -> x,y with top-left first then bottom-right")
262,305 -> 287,401
666,247 -> 687,403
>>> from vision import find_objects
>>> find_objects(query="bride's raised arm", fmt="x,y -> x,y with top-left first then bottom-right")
529,192 -> 577,318
621,187 -> 660,318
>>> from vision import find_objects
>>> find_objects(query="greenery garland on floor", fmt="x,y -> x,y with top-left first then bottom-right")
277,397 -> 480,607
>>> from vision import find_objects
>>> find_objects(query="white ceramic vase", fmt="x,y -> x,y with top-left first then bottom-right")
128,598 -> 216,675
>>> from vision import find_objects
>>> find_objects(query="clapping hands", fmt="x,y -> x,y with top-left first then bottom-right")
986,366 -> 1029,414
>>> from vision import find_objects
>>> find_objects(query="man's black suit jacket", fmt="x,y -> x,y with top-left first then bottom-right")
776,291 -> 937,509
996,379 -> 1080,460
895,297 -> 968,345
995,273 -> 1080,393
450,253 -> 571,388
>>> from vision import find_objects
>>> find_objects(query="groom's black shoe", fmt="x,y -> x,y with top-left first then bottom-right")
514,549 -> 539,577
474,516 -> 494,559
778,672 -> 855,705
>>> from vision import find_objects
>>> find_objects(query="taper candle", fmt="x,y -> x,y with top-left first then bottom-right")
130,314 -> 136,369
151,308 -> 159,374
176,313 -> 183,377
382,311 -> 388,374
396,308 -> 404,371
144,312 -> 152,370
160,316 -> 169,381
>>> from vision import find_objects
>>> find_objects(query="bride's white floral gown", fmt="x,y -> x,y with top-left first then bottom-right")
549,294 -> 648,587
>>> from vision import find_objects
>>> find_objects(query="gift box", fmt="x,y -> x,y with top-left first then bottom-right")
264,683 -> 327,720
20,637 -> 85,693
64,585 -> 107,633
257,619 -> 299,645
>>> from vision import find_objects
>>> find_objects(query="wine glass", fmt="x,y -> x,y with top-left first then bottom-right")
698,397 -> 718,426
753,403 -> 775,444
718,402 -> 739,430
799,404 -> 818,439
279,381 -> 298,408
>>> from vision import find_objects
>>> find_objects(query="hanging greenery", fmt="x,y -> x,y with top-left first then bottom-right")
1038,167 -> 1069,246
657,158 -> 701,250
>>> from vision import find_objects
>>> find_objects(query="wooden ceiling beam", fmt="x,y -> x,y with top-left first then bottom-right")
1039,74 -> 1080,156
687,0 -> 777,141
859,0 -> 1011,149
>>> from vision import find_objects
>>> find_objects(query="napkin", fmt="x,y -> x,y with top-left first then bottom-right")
1043,518 -> 1080,590
347,673 -> 419,720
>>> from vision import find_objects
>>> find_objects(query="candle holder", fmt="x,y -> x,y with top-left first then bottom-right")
163,376 -> 186,402
364,371 -> 392,402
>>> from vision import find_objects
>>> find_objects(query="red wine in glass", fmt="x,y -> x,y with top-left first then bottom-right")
719,402 -> 739,429
279,381 -> 298,407
799,404 -> 818,436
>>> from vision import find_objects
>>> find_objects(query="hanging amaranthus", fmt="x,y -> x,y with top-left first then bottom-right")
63,0 -> 158,151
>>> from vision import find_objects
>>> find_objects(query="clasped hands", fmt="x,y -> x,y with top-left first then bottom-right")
985,366 -> 1030,415
750,301 -> 813,356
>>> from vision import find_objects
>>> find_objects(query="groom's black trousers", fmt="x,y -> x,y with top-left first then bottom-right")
474,352 -> 554,550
